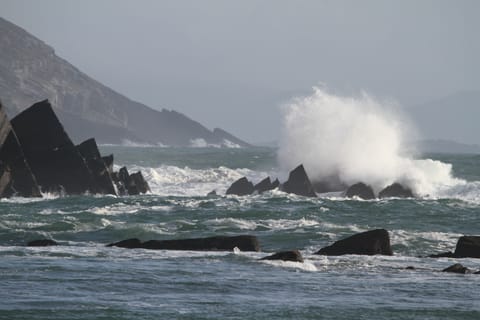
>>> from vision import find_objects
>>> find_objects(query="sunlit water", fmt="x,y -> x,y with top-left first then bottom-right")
1,147 -> 479,319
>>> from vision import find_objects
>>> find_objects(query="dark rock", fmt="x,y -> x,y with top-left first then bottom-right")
261,250 -> 304,262
77,138 -> 116,195
442,263 -> 471,274
129,171 -> 150,194
226,177 -> 254,196
345,182 -> 375,200
107,238 -> 142,248
475,271 -> 480,274
112,166 -> 149,196
282,164 -> 316,197
108,235 -> 260,252
453,236 -> 480,258
207,190 -> 217,196
405,266 -> 416,270
11,100 -> 95,194
315,229 -> 393,256
0,102 -> 41,197
254,177 -> 278,194
379,183 -> 414,198
271,178 -> 280,189
428,251 -> 454,258
102,154 -> 114,174
312,174 -> 347,193
27,239 -> 58,247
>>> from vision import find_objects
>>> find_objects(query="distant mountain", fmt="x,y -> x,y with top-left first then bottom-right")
407,91 -> 480,145
0,17 -> 251,147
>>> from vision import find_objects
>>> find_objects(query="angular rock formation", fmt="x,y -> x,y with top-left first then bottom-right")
10,100 -> 95,194
453,236 -> 480,258
107,235 -> 260,252
77,138 -> 116,195
254,177 -> 279,194
379,183 -> 414,198
0,102 -> 41,197
442,263 -> 471,274
111,166 -> 150,196
226,177 -> 254,196
260,250 -> 304,262
282,164 -> 316,197
345,182 -> 375,200
315,229 -> 393,256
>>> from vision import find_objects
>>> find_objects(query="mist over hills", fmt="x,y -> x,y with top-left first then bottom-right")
0,17 -> 250,147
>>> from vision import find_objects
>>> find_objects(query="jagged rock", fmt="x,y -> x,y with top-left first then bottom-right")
453,236 -> 480,258
226,177 -> 254,196
442,263 -> 471,274
207,190 -> 217,196
315,229 -> 393,256
379,183 -> 414,198
345,182 -> 375,200
260,250 -> 304,262
405,266 -> 416,270
254,177 -> 278,194
129,171 -> 150,194
27,239 -> 58,247
282,164 -> 316,197
108,235 -> 260,252
102,155 -> 114,174
271,178 -> 280,189
77,138 -> 116,195
10,100 -> 95,194
112,166 -> 149,196
0,102 -> 41,197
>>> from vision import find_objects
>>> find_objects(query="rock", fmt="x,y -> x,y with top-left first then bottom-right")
254,177 -> 278,194
260,250 -> 304,262
475,271 -> 480,274
77,138 -> 116,195
0,102 -> 41,197
108,235 -> 260,252
379,183 -> 414,198
442,263 -> 471,274
405,266 -> 416,270
10,100 -> 95,194
207,190 -> 217,196
428,251 -> 454,258
315,229 -> 393,256
345,182 -> 375,200
106,238 -> 142,248
130,171 -> 150,194
102,155 -> 114,174
27,239 -> 58,247
111,166 -> 149,196
311,174 -> 347,193
226,177 -> 254,196
453,236 -> 480,258
282,164 -> 316,197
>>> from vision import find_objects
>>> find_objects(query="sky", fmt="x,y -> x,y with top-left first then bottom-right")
1,0 -> 479,143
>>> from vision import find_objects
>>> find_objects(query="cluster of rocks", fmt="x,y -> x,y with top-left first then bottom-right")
0,99 -> 150,197
27,231 -> 480,271
224,164 -> 414,199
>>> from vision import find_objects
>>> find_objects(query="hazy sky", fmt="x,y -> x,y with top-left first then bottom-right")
1,0 -> 479,143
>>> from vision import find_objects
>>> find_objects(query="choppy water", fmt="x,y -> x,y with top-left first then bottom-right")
1,147 -> 479,319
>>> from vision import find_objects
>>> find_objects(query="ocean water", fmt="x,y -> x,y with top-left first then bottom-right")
1,146 -> 479,320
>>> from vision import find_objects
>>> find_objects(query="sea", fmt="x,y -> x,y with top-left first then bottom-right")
0,146 -> 479,320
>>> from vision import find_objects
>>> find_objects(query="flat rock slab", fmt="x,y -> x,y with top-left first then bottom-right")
316,229 -> 393,256
260,250 -> 304,262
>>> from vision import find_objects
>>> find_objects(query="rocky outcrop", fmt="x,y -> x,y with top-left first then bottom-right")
27,239 -> 58,247
316,229 -> 393,256
111,166 -> 150,196
428,236 -> 480,259
281,164 -> 316,197
260,250 -> 304,262
379,183 -> 414,198
345,182 -> 375,200
226,177 -> 255,196
107,235 -> 261,252
254,177 -> 279,194
442,263 -> 471,274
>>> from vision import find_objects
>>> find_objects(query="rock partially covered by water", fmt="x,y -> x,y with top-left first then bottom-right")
254,177 -> 279,194
11,100 -> 95,194
27,239 -> 58,247
345,182 -> 375,200
112,166 -> 150,196
260,250 -> 304,262
453,236 -> 480,258
108,235 -> 260,252
379,183 -> 414,198
226,177 -> 254,196
442,263 -> 471,274
282,164 -> 316,197
315,229 -> 393,256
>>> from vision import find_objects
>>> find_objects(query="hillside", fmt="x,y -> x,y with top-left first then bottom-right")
0,17 -> 250,147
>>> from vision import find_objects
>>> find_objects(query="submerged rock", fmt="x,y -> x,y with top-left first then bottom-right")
108,235 -> 260,252
27,239 -> 58,247
345,182 -> 375,200
315,229 -> 393,256
282,164 -> 316,197
379,183 -> 414,198
226,177 -> 254,196
442,263 -> 471,274
428,251 -> 454,258
260,250 -> 304,262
